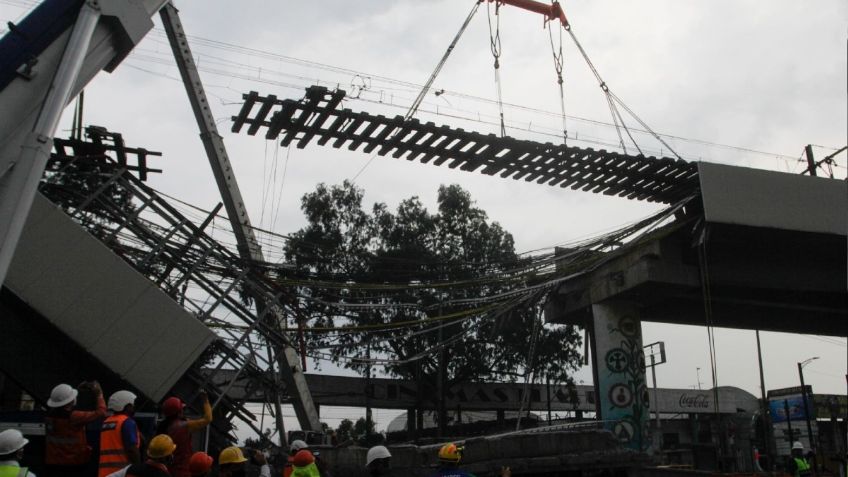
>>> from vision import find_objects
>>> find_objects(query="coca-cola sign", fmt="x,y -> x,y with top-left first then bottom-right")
679,393 -> 711,409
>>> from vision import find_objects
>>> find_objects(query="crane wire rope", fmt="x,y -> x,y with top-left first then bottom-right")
547,23 -> 567,146
487,0 -> 507,137
562,23 -> 683,160
351,2 -> 480,182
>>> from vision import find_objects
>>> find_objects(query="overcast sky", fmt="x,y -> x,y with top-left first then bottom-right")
5,0 -> 847,434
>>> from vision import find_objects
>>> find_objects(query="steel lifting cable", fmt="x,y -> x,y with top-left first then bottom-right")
563,23 -> 683,159
487,1 -> 507,137
405,1 -> 480,121
354,1 -> 480,182
547,24 -> 567,145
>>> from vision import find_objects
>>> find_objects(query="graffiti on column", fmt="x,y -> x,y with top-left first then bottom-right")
598,313 -> 649,451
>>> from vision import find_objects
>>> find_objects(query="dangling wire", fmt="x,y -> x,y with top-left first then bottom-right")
548,25 -> 567,146
487,1 -> 506,137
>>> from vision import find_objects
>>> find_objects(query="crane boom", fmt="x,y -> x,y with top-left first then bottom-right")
484,0 -> 568,27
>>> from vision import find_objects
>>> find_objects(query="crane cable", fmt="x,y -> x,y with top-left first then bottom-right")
405,1 -> 480,121
563,23 -> 682,159
487,1 -> 507,137
547,25 -> 567,146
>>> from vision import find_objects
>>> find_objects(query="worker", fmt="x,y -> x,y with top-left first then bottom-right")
0,429 -> 36,477
99,390 -> 142,477
787,442 -> 812,477
187,452 -> 213,477
365,445 -> 391,477
284,440 -> 309,477
429,444 -> 476,477
44,381 -> 107,477
156,391 -> 212,477
218,446 -> 270,477
105,434 -> 177,477
290,450 -> 320,477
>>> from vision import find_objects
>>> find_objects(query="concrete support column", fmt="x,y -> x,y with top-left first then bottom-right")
591,301 -> 650,451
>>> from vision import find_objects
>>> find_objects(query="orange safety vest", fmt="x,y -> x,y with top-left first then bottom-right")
98,414 -> 140,477
45,413 -> 91,465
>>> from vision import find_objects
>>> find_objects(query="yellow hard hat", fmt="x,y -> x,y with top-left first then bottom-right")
148,434 -> 177,459
438,443 -> 463,463
219,446 -> 248,465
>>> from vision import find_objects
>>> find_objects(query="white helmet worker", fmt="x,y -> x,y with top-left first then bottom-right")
47,383 -> 79,408
289,439 -> 308,454
792,441 -> 805,451
366,445 -> 392,467
0,429 -> 29,456
108,390 -> 137,412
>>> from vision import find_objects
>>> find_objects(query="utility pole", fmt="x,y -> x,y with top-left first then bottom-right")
798,358 -> 819,474
437,300 -> 447,438
805,145 -> 817,177
644,341 -> 666,462
159,2 -> 321,438
755,330 -> 776,470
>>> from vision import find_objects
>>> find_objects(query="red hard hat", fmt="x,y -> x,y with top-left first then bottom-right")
292,449 -> 314,467
189,451 -> 214,475
162,397 -> 183,417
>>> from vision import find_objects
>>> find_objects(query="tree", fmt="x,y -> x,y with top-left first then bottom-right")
283,182 -> 582,413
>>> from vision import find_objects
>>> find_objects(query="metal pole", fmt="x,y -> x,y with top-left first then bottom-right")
756,330 -> 776,470
437,301 -> 446,438
159,2 -> 321,433
546,375 -> 552,423
651,354 -> 662,461
366,338 -> 372,439
0,1 -> 101,284
785,400 -> 795,444
805,145 -> 817,176
798,363 -> 816,474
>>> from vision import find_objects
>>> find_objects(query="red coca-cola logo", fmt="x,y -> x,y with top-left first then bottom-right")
679,394 -> 710,408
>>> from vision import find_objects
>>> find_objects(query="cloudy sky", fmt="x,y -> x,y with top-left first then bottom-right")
4,0 -> 847,433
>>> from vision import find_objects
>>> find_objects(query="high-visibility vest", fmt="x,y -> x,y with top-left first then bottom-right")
99,414 -> 140,477
0,465 -> 28,477
794,457 -> 811,477
45,413 -> 91,465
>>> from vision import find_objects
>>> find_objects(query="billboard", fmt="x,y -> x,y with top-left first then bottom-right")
769,394 -> 811,423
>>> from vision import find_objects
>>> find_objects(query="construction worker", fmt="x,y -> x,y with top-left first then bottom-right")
284,440 -> 309,477
290,450 -> 320,477
430,444 -> 476,477
105,434 -> 177,477
218,446 -> 270,477
788,441 -> 812,477
366,445 -> 391,477
99,390 -> 142,477
187,452 -> 213,477
156,391 -> 212,477
44,381 -> 107,477
0,429 -> 36,477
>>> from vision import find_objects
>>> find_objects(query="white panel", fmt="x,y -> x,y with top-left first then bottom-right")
5,194 -> 215,401
699,162 -> 847,235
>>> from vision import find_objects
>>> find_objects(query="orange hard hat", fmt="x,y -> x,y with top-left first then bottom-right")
292,449 -> 315,467
189,451 -> 214,475
162,397 -> 183,417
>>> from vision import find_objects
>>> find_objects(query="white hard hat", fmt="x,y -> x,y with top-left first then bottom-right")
290,439 -> 308,453
792,441 -> 804,451
0,429 -> 28,455
366,445 -> 392,467
108,390 -> 137,412
47,383 -> 79,408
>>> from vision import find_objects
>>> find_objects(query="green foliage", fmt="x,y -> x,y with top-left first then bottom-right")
284,182 -> 582,400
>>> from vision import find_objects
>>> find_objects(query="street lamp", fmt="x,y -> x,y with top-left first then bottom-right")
798,357 -> 819,469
